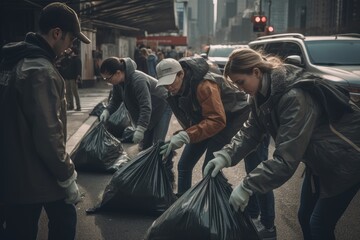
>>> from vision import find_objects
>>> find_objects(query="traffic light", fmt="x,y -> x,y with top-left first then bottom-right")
265,25 -> 274,35
252,15 -> 267,32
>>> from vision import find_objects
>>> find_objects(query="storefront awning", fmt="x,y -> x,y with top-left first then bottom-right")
79,0 -> 178,35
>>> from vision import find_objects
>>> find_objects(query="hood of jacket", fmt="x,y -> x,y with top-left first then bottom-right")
122,57 -> 137,77
268,64 -> 353,122
0,32 -> 56,70
269,64 -> 307,97
179,56 -> 209,83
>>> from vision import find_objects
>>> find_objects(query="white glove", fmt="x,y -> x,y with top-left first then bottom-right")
100,109 -> 110,122
160,131 -> 190,158
64,181 -> 81,205
58,171 -> 82,205
132,126 -> 146,144
229,180 -> 253,212
203,151 -> 231,177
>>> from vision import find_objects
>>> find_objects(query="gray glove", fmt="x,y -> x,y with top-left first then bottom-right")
132,126 -> 146,144
64,181 -> 81,205
203,151 -> 231,177
99,109 -> 110,122
229,180 -> 253,212
160,131 -> 190,158
58,171 -> 82,205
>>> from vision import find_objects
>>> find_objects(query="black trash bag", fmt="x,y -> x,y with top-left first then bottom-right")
107,102 -> 133,138
89,101 -> 107,118
71,122 -> 129,173
144,173 -> 260,240
86,142 -> 176,216
119,126 -> 135,143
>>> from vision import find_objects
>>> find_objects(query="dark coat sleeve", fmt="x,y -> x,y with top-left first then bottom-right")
223,88 -> 321,194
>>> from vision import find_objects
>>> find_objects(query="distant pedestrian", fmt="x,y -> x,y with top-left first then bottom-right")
167,45 -> 179,60
0,2 -> 90,240
156,50 -> 165,64
134,43 -> 145,68
137,47 -> 148,74
59,47 -> 82,111
146,48 -> 158,78
204,48 -> 360,240
99,57 -> 171,150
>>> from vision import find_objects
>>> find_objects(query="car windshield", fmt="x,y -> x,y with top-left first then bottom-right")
208,47 -> 237,58
305,40 -> 360,65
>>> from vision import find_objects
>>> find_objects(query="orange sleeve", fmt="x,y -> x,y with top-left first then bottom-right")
185,80 -> 226,143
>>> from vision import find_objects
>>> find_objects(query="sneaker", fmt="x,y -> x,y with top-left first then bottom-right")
259,226 -> 277,240
251,218 -> 277,240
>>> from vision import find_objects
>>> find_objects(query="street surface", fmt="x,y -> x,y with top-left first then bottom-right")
36,81 -> 360,240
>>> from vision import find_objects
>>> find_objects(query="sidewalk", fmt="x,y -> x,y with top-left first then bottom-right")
66,80 -> 112,154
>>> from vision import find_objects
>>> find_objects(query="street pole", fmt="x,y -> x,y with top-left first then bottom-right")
268,0 -> 272,25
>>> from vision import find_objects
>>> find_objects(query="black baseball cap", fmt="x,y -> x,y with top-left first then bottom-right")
39,2 -> 91,44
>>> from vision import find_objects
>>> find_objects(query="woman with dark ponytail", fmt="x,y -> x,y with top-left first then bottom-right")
99,57 -> 171,150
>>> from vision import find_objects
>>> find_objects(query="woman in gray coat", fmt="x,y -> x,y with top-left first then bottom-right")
204,48 -> 360,240
99,57 -> 170,150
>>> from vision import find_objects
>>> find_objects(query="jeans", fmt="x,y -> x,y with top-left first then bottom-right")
142,103 -> 172,149
153,103 -> 172,142
3,199 -> 77,240
244,135 -> 275,229
298,169 -> 360,240
177,111 -> 248,195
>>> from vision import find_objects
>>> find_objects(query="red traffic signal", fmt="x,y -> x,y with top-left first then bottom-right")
252,15 -> 267,32
267,26 -> 274,32
252,15 -> 267,23
266,25 -> 275,34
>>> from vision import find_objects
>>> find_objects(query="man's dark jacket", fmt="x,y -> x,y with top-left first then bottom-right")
0,32 -> 75,204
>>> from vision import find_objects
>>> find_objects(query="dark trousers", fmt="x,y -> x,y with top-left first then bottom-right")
244,135 -> 275,229
65,79 -> 81,109
3,199 -> 76,240
298,170 -> 360,240
177,111 -> 248,195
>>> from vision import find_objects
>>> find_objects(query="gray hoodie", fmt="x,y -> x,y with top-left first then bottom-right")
107,57 -> 168,130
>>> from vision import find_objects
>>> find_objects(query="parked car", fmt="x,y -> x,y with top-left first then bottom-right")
201,44 -> 249,74
248,33 -> 360,107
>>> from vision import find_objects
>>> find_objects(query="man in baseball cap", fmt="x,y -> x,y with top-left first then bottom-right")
155,56 -> 250,201
39,2 -> 91,44
156,58 -> 183,88
0,2 -> 89,240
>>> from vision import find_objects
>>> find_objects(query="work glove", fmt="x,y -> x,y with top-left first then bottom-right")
160,131 -> 190,158
64,181 -> 82,205
229,180 -> 253,212
203,150 -> 231,177
58,171 -> 82,205
99,109 -> 110,122
132,126 -> 146,144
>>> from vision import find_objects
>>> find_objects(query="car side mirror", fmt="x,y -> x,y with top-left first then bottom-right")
200,53 -> 208,59
285,55 -> 303,67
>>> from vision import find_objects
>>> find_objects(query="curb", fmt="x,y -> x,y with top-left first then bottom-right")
66,115 -> 99,155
